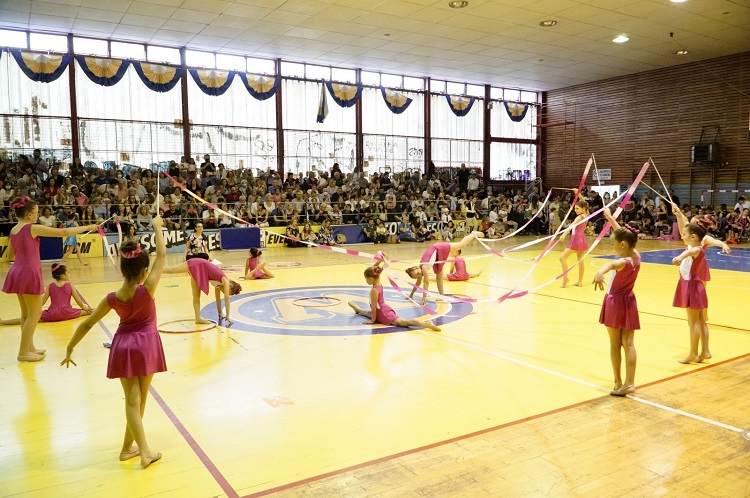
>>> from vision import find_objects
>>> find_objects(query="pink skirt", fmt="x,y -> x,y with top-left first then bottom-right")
446,270 -> 470,281
599,292 -> 640,330
107,330 -> 167,379
567,233 -> 589,252
41,306 -> 82,322
376,304 -> 398,325
672,280 -> 708,310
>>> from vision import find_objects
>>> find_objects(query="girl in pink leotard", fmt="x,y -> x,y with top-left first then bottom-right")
62,216 -> 167,469
163,258 -> 242,325
40,264 -> 93,322
2,196 -> 97,362
593,208 -> 641,397
349,258 -> 440,331
559,200 -> 590,287
445,250 -> 482,281
241,248 -> 275,280
406,231 -> 482,304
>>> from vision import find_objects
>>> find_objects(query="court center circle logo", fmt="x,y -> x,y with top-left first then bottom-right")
201,285 -> 473,336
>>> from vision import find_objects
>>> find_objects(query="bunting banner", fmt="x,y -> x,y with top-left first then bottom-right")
445,94 -> 475,117
133,62 -> 182,93
503,101 -> 529,122
381,87 -> 413,114
325,80 -> 362,108
76,56 -> 130,87
317,82 -> 328,123
239,73 -> 280,101
189,68 -> 235,96
11,50 -> 71,83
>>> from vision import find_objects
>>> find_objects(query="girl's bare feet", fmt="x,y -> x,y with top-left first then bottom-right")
195,318 -> 211,324
31,348 -> 46,355
17,353 -> 45,362
424,321 -> 441,332
141,452 -> 162,469
678,355 -> 702,364
610,385 -> 635,397
573,282 -> 583,287
700,352 -> 712,361
560,277 -> 569,288
119,447 -> 140,461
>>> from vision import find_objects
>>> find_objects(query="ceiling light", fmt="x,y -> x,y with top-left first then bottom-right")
448,1 -> 468,8
670,0 -> 687,3
612,35 -> 630,43
539,20 -> 557,27
674,50 -> 689,55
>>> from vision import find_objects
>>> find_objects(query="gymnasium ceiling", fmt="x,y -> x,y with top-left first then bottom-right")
1,0 -> 749,91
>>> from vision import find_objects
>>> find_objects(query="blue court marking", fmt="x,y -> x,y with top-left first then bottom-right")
597,247 -> 750,273
202,285 -> 473,336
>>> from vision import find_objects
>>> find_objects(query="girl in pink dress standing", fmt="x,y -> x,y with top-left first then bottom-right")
62,216 -> 167,469
2,196 -> 97,362
241,248 -> 275,280
671,204 -> 712,364
445,250 -> 482,282
163,258 -> 242,325
559,200 -> 590,287
405,231 -> 482,304
349,259 -> 440,331
40,264 -> 93,322
593,208 -> 641,397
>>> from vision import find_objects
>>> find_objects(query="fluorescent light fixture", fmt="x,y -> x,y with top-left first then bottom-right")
612,35 -> 630,43
674,50 -> 689,55
448,1 -> 468,8
539,20 -> 558,27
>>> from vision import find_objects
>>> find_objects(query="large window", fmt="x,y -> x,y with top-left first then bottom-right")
430,94 -> 483,171
490,142 -> 537,181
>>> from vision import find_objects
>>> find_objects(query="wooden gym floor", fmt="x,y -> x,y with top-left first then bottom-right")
1,236 -> 749,497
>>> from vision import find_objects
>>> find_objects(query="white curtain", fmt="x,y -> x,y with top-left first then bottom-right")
490,142 -> 536,181
0,52 -> 72,163
361,87 -> 423,136
430,94 -> 483,140
491,104 -> 537,139
188,76 -> 277,169
76,63 -> 183,167
282,79 -> 354,133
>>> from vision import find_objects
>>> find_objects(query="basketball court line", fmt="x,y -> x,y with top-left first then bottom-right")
91,307 -> 240,498
417,330 -> 748,434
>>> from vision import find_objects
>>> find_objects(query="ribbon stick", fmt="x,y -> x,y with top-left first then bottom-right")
649,158 -> 673,204
80,213 -> 117,236
592,153 -> 602,187
97,227 -> 118,270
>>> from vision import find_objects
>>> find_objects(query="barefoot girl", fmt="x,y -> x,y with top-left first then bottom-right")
671,204 -> 712,364
62,216 -> 166,468
349,260 -> 440,331
241,248 -> 275,280
163,258 -> 242,324
446,249 -> 482,282
405,231 -> 482,305
40,264 -> 93,322
559,200 -> 590,287
593,208 -> 641,396
2,196 -> 97,362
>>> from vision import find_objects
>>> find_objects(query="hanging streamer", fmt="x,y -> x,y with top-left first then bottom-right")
445,94 -> 475,117
239,73 -> 280,100
12,50 -> 71,83
75,56 -> 130,87
133,62 -> 183,93
189,68 -> 235,96
325,80 -> 362,107
381,87 -> 413,114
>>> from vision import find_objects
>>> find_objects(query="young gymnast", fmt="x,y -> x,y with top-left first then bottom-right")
349,259 -> 440,331
241,248 -> 275,280
559,200 -> 590,287
446,250 -> 482,281
61,216 -> 167,469
405,231 -> 482,305
2,196 -> 97,362
40,264 -> 93,322
592,208 -> 641,396
59,213 -> 89,266
163,258 -> 242,325
671,203 -> 713,364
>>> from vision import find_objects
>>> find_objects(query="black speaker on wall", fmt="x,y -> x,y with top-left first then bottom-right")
690,143 -> 719,164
